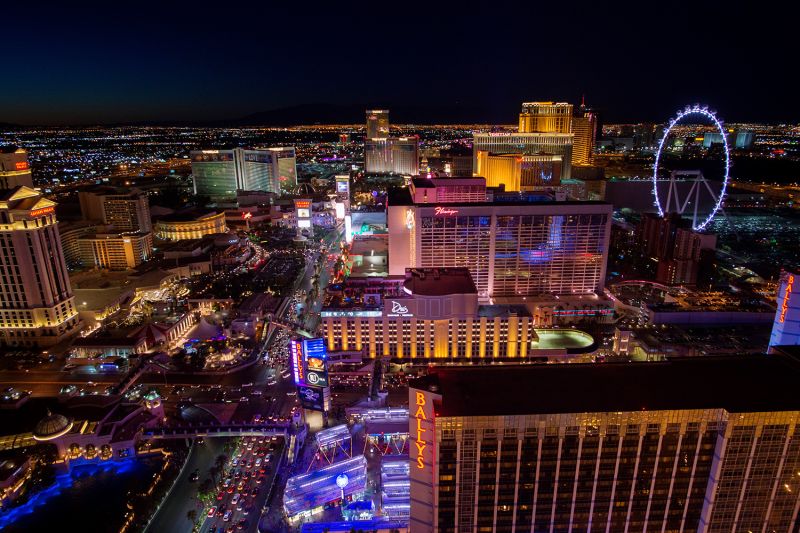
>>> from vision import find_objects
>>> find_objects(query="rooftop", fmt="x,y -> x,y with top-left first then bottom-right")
412,352 -> 800,417
403,268 -> 476,296
388,185 -> 609,208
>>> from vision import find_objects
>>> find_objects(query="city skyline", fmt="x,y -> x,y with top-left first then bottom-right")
0,2 -> 795,125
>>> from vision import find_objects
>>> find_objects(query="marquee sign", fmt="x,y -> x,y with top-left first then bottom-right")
30,207 -> 55,217
434,207 -> 458,216
780,274 -> 795,324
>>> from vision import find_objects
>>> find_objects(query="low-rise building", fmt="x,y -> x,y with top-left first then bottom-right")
154,210 -> 226,241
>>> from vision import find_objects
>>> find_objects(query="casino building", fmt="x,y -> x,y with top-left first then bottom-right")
387,178 -> 612,300
154,210 -> 227,241
321,268 -> 599,361
0,187 -> 80,348
410,351 -> 800,532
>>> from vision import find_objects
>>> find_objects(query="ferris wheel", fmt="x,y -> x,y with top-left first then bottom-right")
652,105 -> 731,231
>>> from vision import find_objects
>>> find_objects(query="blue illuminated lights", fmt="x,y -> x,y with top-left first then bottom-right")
652,105 -> 730,231
0,459 -> 138,530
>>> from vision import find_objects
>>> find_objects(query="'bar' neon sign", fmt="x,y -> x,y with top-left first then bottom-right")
779,275 -> 794,323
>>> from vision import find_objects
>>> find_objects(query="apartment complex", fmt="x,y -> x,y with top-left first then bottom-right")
0,187 -> 80,347
410,352 -> 800,532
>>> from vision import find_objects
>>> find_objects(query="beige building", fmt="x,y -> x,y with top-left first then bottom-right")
0,187 -> 80,347
518,101 -> 573,134
0,146 -> 33,189
475,151 -> 563,190
410,352 -> 800,532
572,113 -> 598,166
322,268 -> 539,361
154,211 -> 226,241
78,232 -> 153,270
472,132 -> 574,180
78,187 -> 152,232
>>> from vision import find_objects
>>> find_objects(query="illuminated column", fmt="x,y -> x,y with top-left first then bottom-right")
508,315 -> 519,358
410,319 -> 418,359
479,318 -> 487,358
355,320 -> 363,351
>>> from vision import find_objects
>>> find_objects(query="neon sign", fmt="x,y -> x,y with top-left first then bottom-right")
387,300 -> 413,317
294,200 -> 311,209
405,209 -> 415,229
290,340 -> 305,385
779,275 -> 795,323
30,207 -> 54,217
414,392 -> 427,469
242,212 -> 252,219
434,207 -> 458,216
15,161 -> 29,170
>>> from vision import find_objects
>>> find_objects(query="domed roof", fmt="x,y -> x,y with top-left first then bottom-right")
33,410 -> 73,441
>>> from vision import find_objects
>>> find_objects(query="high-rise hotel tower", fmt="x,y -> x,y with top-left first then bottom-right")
411,352 -> 800,532
0,187 -> 79,347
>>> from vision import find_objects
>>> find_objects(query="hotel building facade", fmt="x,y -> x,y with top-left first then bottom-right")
78,187 -> 152,233
365,137 -> 419,175
321,268 -> 540,361
410,353 -> 800,532
0,146 -> 33,189
78,231 -> 153,270
366,109 -> 390,139
191,147 -> 297,200
387,180 -> 612,299
154,211 -> 226,241
473,132 -> 574,180
0,187 -> 80,347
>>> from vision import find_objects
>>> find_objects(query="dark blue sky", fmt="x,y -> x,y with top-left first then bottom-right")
0,1 -> 794,125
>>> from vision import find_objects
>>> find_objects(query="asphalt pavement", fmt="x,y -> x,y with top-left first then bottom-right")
146,437 -> 229,533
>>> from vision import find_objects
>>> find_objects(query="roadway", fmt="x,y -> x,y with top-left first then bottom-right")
145,437 -> 229,533
198,437 -> 286,533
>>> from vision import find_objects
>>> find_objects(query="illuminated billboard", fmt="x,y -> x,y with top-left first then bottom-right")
296,208 -> 310,219
291,337 -> 329,388
334,202 -> 346,220
302,337 -> 329,388
298,386 -> 325,411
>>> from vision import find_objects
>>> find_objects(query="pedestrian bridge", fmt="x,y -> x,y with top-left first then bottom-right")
142,422 -> 292,439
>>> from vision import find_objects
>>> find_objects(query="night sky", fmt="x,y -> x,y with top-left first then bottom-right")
0,2 -> 794,125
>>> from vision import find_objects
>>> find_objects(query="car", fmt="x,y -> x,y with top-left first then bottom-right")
237,519 -> 247,530
256,475 -> 264,484
236,499 -> 244,511
226,485 -> 234,493
217,491 -> 225,500
216,504 -> 225,517
250,487 -> 258,497
208,507 -> 217,518
255,458 -> 262,467
223,478 -> 231,487
231,493 -> 240,505
223,510 -> 232,522
231,458 -> 238,466
189,469 -> 200,482
237,481 -> 245,491
243,504 -> 252,515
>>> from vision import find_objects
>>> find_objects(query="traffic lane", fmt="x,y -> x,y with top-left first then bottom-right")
200,437 -> 284,533
146,438 -> 229,533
